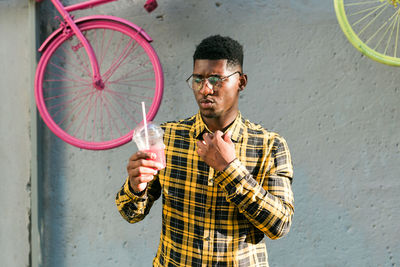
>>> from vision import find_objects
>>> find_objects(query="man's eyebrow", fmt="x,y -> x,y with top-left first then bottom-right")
192,73 -> 223,77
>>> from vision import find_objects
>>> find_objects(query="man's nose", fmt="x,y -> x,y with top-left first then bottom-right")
199,80 -> 213,95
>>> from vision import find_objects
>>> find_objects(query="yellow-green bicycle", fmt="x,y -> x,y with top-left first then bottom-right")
334,0 -> 400,66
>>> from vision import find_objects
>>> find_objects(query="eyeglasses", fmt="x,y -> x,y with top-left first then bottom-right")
186,71 -> 241,92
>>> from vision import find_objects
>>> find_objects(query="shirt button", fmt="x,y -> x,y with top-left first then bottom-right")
204,236 -> 210,241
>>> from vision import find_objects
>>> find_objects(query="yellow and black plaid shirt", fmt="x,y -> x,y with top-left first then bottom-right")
116,111 -> 294,267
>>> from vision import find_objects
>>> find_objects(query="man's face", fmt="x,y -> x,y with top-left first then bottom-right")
192,59 -> 244,121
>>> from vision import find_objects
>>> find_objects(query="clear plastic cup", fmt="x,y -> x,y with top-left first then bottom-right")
132,122 -> 166,169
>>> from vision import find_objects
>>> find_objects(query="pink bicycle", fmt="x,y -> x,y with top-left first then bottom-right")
35,0 -> 163,150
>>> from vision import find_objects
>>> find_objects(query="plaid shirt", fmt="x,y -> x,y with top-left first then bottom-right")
116,112 -> 294,267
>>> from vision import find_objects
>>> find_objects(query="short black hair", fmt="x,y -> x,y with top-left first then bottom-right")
193,35 -> 243,69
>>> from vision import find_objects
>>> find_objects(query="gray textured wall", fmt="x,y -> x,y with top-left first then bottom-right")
1,0 -> 399,266
0,0 -> 33,266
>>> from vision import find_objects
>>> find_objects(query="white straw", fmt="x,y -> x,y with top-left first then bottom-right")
141,102 -> 150,149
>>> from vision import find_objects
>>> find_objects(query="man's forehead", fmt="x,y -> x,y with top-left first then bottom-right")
193,59 -> 228,65
193,59 -> 239,72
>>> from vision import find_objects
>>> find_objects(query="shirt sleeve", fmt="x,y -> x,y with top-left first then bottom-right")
115,175 -> 161,224
213,135 -> 294,240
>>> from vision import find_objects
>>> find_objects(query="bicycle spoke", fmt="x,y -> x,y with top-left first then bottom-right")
395,12 -> 400,56
109,77 -> 156,85
48,61 -> 91,85
366,8 -> 398,45
77,41 -> 92,76
357,5 -> 389,35
56,47 -> 92,78
349,2 -> 385,18
107,58 -> 153,84
109,69 -> 155,85
106,90 -> 144,120
102,32 -> 125,76
105,87 -> 154,101
71,91 -> 99,138
100,94 -> 106,141
102,39 -> 138,81
94,28 -> 99,61
105,90 -> 139,127
351,2 -> 385,25
44,86 -> 92,102
383,11 -> 398,54
98,28 -> 108,68
43,83 -> 91,93
44,72 -> 91,88
90,92 -> 100,141
49,89 -> 93,121
102,94 -> 124,137
105,37 -> 143,79
101,92 -> 130,132
56,89 -> 96,128
45,87 -> 93,113
345,1 -> 382,7
106,50 -> 149,79
377,9 -> 399,52
102,93 -> 116,141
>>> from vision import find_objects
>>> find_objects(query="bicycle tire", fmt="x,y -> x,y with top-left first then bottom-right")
35,19 -> 164,150
334,0 -> 400,66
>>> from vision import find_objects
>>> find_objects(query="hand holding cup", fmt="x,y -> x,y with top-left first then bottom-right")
128,122 -> 166,193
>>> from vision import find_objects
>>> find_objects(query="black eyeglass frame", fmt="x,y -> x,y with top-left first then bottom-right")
185,71 -> 242,91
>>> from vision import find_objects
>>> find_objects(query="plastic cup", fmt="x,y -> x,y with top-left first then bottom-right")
132,122 -> 166,169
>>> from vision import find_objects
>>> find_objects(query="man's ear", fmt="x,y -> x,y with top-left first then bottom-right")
238,73 -> 248,91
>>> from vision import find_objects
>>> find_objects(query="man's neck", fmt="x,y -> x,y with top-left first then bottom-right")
201,111 -> 238,133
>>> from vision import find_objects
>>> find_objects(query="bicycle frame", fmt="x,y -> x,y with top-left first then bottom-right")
48,0 -> 124,90
35,0 -> 163,149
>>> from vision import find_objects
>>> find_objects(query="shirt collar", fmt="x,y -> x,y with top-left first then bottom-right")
190,111 -> 244,142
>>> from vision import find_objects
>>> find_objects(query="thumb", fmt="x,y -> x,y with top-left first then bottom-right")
224,131 -> 233,144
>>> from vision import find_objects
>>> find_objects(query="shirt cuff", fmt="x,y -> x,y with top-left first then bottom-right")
214,159 -> 249,191
123,177 -> 148,199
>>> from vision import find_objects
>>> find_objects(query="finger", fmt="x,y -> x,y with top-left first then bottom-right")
215,130 -> 223,136
136,174 -> 156,184
197,139 -> 206,149
197,147 -> 205,157
203,133 -> 213,144
129,166 -> 158,178
133,182 -> 148,193
214,130 -> 223,140
128,158 -> 163,172
223,130 -> 233,143
129,151 -> 153,162
129,176 -> 154,191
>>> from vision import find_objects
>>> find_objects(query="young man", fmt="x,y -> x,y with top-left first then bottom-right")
116,35 -> 294,267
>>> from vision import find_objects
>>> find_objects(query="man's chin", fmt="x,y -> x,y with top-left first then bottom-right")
200,109 -> 217,119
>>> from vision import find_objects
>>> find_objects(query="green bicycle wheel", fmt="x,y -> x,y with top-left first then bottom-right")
334,0 -> 400,66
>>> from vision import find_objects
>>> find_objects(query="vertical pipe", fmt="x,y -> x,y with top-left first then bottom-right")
30,0 -> 42,266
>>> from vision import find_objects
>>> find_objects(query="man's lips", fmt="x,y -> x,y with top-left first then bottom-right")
199,98 -> 214,108
199,98 -> 214,104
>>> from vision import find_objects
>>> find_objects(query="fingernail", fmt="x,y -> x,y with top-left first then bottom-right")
157,163 -> 164,169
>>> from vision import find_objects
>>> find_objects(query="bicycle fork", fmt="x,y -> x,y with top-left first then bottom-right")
51,0 -> 108,90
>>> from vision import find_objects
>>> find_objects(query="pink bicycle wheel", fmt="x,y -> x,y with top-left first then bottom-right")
35,20 -> 163,150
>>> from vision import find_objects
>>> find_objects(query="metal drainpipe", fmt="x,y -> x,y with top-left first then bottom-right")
30,0 -> 42,266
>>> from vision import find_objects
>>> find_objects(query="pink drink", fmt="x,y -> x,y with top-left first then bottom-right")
144,147 -> 166,169
133,122 -> 165,170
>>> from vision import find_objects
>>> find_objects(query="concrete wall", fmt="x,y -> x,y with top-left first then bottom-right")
0,0 -> 34,267
1,0 -> 399,266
